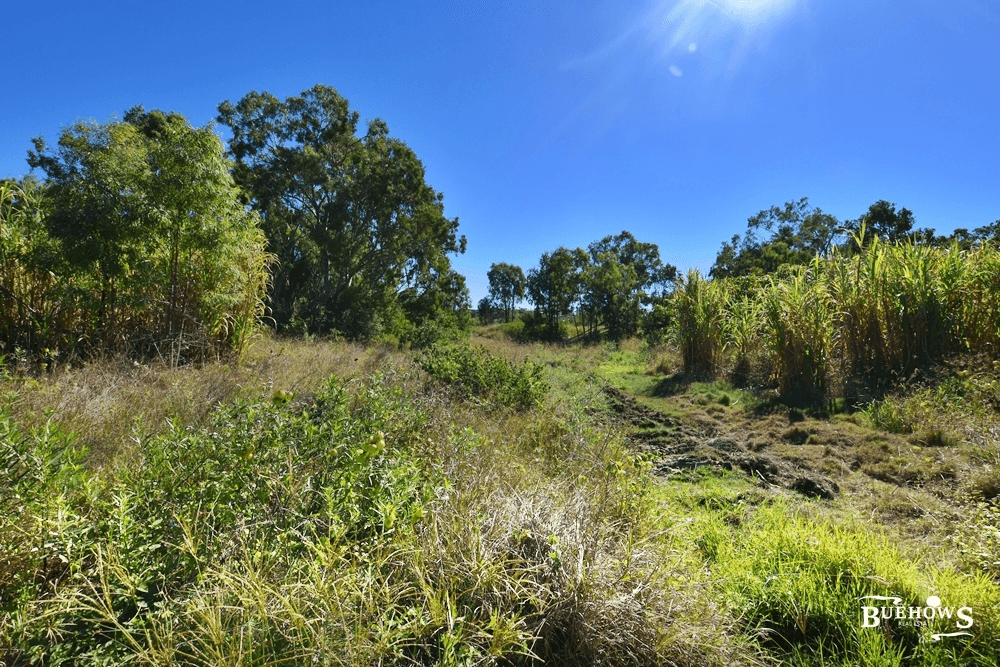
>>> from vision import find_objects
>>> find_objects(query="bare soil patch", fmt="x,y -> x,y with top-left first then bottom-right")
602,385 -> 840,499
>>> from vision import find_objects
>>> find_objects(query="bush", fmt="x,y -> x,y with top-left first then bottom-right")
532,311 -> 575,342
5,376 -> 433,663
418,343 -> 548,410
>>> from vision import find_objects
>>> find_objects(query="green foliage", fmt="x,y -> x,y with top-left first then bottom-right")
862,374 -> 983,435
716,504 -> 1000,666
476,296 -> 498,325
0,177 -> 71,358
521,232 -> 677,342
950,502 -> 1000,578
22,108 -> 272,360
580,231 -> 677,340
515,310 -> 571,342
827,236 -> 996,393
487,262 -> 525,323
711,197 -> 841,279
418,342 -> 548,410
218,84 -> 467,340
526,246 -> 587,339
395,267 -> 472,347
845,199 -> 917,248
5,377 -> 432,663
2,344 -> 690,665
761,262 -> 832,403
672,269 -> 726,375
641,299 -> 673,346
5,331 -> 1000,666
722,275 -> 767,383
683,235 -> 1000,401
0,415 -> 89,631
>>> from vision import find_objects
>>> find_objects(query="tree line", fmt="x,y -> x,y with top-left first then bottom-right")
478,231 -> 677,340
1,85 -> 469,362
4,81 -> 997,363
709,196 -> 1000,279
481,197 -> 1000,343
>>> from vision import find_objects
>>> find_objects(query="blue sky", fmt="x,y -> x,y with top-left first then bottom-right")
4,0 -> 999,303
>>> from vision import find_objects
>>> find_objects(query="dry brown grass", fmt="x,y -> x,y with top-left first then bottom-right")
0,333 -> 407,466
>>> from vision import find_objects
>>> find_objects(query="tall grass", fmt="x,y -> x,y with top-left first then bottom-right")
714,504 -> 1000,667
761,262 -> 832,401
722,276 -> 766,383
827,235 -> 1000,393
673,269 -> 727,375
665,236 -> 1000,402
2,342 -> 695,665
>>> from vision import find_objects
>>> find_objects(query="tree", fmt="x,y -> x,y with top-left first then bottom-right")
971,220 -> 1000,245
580,253 -> 640,338
580,231 -> 677,339
526,247 -> 587,338
27,108 -> 271,357
476,297 -> 498,325
487,262 -> 525,323
711,198 -> 841,278
0,176 -> 67,354
845,200 -> 915,248
389,266 -> 470,346
217,84 -> 466,339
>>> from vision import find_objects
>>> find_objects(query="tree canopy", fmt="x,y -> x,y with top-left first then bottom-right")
580,231 -> 676,339
844,200 -> 916,247
519,231 -> 676,340
526,247 -> 587,338
23,108 -> 271,358
487,262 -> 525,323
710,198 -> 841,279
217,84 -> 467,340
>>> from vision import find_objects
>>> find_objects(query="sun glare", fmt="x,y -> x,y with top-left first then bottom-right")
707,0 -> 794,21
714,0 -> 773,9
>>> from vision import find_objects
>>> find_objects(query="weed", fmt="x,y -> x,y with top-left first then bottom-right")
950,502 -> 1000,578
418,342 -> 548,410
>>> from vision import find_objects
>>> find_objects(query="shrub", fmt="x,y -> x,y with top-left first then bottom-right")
6,376 -> 432,663
418,343 -> 548,410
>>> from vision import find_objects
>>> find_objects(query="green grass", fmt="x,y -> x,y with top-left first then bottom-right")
3,332 -> 1000,666
647,472 -> 1000,667
1,336 -> 710,666
713,504 -> 999,666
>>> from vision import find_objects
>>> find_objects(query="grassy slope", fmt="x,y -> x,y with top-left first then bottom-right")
1,330 -> 998,666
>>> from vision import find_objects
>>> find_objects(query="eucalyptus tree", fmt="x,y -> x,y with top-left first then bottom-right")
845,200 -> 915,248
217,84 -> 466,339
711,198 -> 841,278
476,297 -> 498,325
581,231 -> 677,339
526,247 -> 587,338
487,262 -> 525,323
